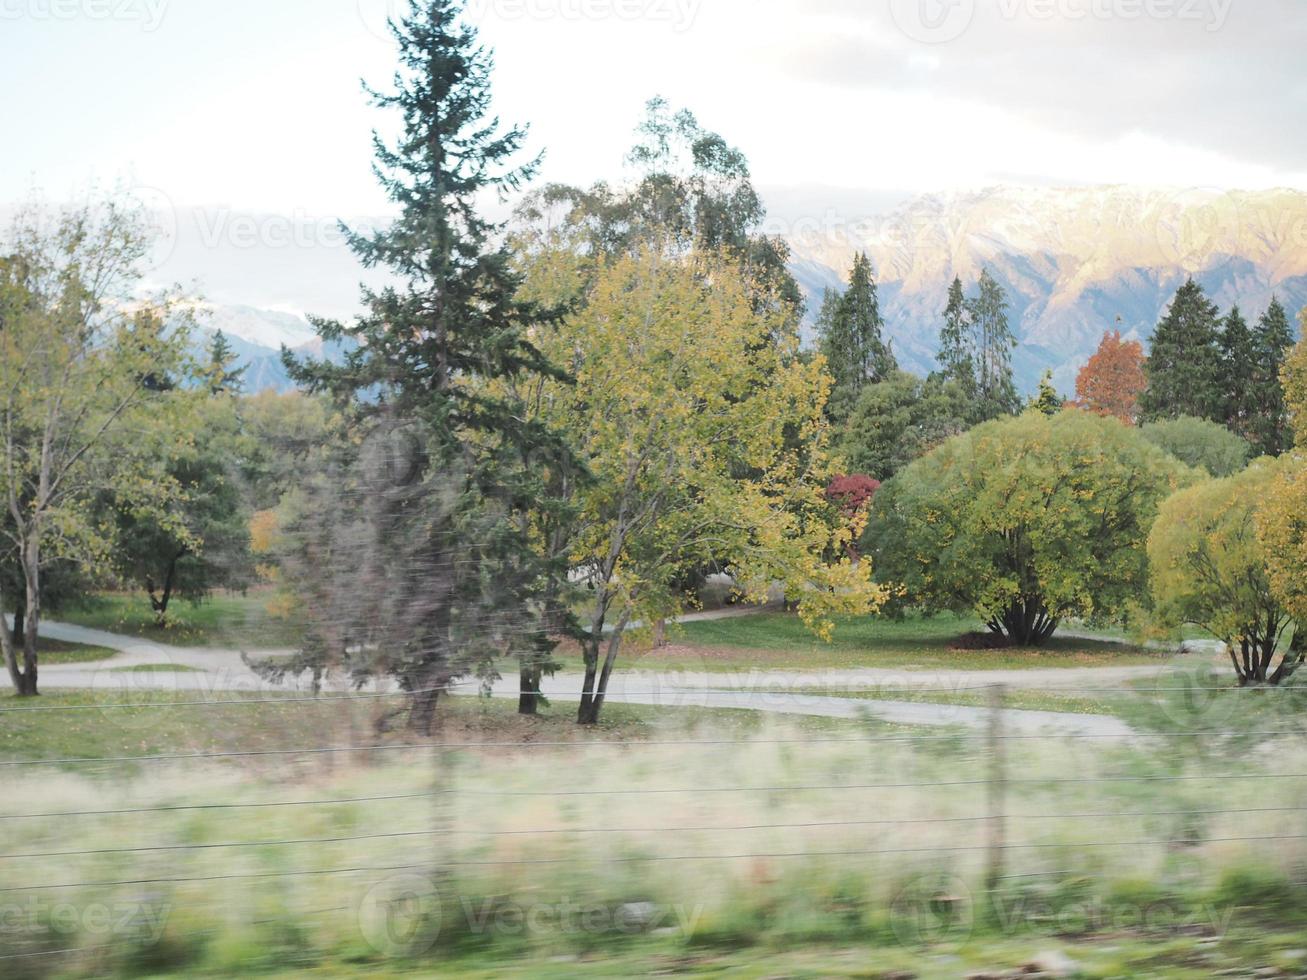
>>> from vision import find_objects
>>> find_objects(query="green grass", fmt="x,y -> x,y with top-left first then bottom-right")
58,590 -> 303,649
569,611 -> 1175,673
107,663 -> 205,673
0,688 -> 892,767
837,686 -> 1132,717
5,705 -> 1306,978
116,929 -> 1307,978
27,637 -> 118,665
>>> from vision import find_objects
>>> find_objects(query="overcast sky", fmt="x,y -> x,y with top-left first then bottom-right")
3,0 -> 1305,226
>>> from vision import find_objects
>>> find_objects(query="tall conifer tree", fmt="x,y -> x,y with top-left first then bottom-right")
1140,278 -> 1224,423
966,269 -> 1019,421
1219,305 -> 1257,438
937,276 -> 973,391
277,0 -> 573,731
1250,296 -> 1296,455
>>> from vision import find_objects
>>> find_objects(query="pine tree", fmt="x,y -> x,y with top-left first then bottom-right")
966,270 -> 1020,421
818,253 -> 896,411
1219,305 -> 1257,439
843,252 -> 896,384
1029,371 -> 1063,416
937,276 -> 973,390
204,330 -> 247,395
274,0 -> 574,731
1140,278 -> 1224,423
1250,296 -> 1296,456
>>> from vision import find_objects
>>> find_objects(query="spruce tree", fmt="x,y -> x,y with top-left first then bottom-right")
937,276 -> 974,391
1219,305 -> 1257,439
204,329 -> 246,395
818,253 -> 896,416
1029,371 -> 1063,416
1140,279 -> 1224,424
276,0 -> 573,731
966,270 -> 1019,421
1250,296 -> 1296,455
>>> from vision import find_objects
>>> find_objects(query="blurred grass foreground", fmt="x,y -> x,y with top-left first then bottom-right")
3,689 -> 1307,978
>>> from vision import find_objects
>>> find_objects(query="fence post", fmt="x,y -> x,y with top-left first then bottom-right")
985,683 -> 1007,895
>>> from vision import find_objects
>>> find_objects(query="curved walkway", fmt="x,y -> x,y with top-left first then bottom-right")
10,617 -> 1164,739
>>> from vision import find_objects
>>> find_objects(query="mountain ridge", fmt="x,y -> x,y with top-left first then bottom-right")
788,185 -> 1307,393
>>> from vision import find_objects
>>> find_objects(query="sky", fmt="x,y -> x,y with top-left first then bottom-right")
2,0 -> 1305,315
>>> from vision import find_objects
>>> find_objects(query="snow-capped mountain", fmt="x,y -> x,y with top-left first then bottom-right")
789,186 -> 1307,393
192,305 -> 350,393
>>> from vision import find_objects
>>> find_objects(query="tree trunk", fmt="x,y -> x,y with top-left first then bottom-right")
406,666 -> 452,736
147,549 -> 186,627
518,663 -> 542,716
994,597 -> 1058,647
18,533 -> 41,697
577,633 -> 601,725
579,610 -> 631,726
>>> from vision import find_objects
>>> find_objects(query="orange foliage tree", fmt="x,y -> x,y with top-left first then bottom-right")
1075,330 -> 1147,424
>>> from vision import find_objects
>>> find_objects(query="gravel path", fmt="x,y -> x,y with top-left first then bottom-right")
11,616 -> 1168,739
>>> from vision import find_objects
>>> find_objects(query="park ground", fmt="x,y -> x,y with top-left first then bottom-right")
5,591 -> 1306,979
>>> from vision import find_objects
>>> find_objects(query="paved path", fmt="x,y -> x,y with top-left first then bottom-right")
14,616 -> 1159,739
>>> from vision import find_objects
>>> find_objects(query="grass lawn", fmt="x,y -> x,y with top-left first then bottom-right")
58,590 -> 302,649
556,611 -> 1176,673
29,637 -> 119,665
0,687 -> 892,767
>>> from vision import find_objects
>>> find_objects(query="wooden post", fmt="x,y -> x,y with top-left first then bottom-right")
985,684 -> 1007,895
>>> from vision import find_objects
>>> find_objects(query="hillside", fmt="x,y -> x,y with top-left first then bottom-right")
789,186 -> 1307,393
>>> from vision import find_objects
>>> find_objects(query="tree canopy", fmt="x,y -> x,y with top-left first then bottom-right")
1075,329 -> 1146,424
1150,459 -> 1300,685
265,0 -> 575,731
868,410 -> 1194,646
1140,416 -> 1251,478
521,247 -> 886,722
1140,278 -> 1224,423
0,201 -> 194,695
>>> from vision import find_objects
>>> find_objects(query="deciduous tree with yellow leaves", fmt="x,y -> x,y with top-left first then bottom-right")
520,247 -> 885,723
1151,458 -> 1300,685
1256,319 -> 1307,642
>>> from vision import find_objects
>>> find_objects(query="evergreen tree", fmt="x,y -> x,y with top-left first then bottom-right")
1140,278 -> 1224,423
1250,296 -> 1296,456
1029,371 -> 1063,416
818,253 -> 896,416
204,330 -> 247,395
936,276 -> 973,391
1219,305 -> 1257,439
966,269 -> 1020,421
272,0 -> 574,732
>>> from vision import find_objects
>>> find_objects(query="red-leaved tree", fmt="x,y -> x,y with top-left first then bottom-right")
1074,329 -> 1147,424
826,475 -> 881,560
